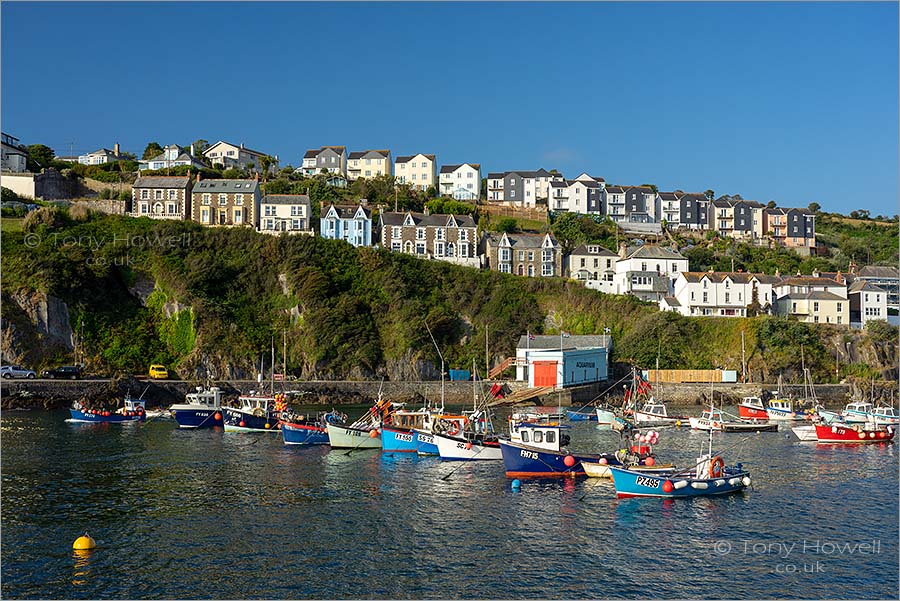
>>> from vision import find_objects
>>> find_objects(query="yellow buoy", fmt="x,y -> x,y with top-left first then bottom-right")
675,420 -> 682,427
264,423 -> 271,429
72,533 -> 96,550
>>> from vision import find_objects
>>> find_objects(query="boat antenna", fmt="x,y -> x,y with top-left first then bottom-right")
424,321 -> 445,412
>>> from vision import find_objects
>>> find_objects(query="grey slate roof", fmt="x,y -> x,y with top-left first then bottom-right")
605,186 -> 624,193
486,232 -> 554,249
262,194 -> 310,205
146,150 -> 201,164
570,244 -> 617,257
192,179 -> 259,193
133,176 -> 191,188
658,192 -> 680,201
349,150 -> 390,160
395,154 -> 435,163
679,271 -> 781,284
781,291 -> 846,301
623,245 -> 687,260
325,204 -> 372,219
516,334 -> 612,350
380,211 -> 476,228
848,279 -> 887,293
662,296 -> 681,307
440,163 -> 479,173
858,265 -> 899,279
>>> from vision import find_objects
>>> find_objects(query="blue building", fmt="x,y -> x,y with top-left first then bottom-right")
320,202 -> 373,247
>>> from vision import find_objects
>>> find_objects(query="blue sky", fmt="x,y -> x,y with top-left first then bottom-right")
3,2 -> 897,216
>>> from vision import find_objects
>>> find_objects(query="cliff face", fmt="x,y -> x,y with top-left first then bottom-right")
1,290 -> 74,365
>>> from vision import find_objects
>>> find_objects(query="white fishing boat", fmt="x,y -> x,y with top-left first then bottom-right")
595,406 -> 617,426
326,397 -> 392,449
633,400 -> 679,426
689,407 -> 725,431
791,424 -> 818,441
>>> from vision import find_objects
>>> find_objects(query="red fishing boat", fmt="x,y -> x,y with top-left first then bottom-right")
814,423 -> 894,444
737,396 -> 769,420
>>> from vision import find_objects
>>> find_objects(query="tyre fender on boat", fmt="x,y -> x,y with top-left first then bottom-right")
709,456 -> 725,479
447,421 -> 461,436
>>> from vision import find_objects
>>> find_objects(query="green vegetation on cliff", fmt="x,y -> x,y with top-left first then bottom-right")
1,208 -> 896,383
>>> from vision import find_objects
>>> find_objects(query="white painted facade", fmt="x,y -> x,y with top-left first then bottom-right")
439,163 -> 481,200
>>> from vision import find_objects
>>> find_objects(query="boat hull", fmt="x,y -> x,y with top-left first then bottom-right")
222,407 -> 280,432
609,467 -> 750,498
413,431 -> 440,456
583,461 -> 675,479
326,423 -> 381,449
688,417 -> 724,431
434,432 -> 503,461
499,440 -> 618,477
814,424 -> 895,444
723,422 -> 778,433
738,405 -> 769,420
595,408 -> 617,426
566,410 -> 598,422
766,407 -> 810,421
381,426 -> 438,454
281,422 -> 329,445
68,409 -> 144,423
791,425 -> 818,441
171,406 -> 222,429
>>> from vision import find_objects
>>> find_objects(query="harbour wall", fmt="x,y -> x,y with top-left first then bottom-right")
1,378 -> 886,411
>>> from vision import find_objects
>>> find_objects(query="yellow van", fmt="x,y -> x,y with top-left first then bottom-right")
149,364 -> 169,379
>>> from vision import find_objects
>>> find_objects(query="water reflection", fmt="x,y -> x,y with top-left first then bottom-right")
71,549 -> 93,586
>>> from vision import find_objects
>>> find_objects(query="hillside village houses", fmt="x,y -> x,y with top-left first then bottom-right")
439,163 -> 481,200
853,265 -> 899,310
394,154 -> 436,191
259,194 -> 313,235
487,169 -> 560,206
203,141 -> 277,173
482,232 -> 563,277
78,144 -> 124,165
190,175 -> 261,227
550,174 -> 605,214
611,244 -> 690,301
379,210 -> 479,268
772,275 -> 849,325
659,192 -> 710,230
660,272 -> 781,317
566,244 -> 618,291
348,150 -> 391,180
320,202 -> 374,247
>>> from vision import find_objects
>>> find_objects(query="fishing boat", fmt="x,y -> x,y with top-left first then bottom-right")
595,406 -> 617,427
609,426 -> 751,498
222,393 -> 283,432
434,410 -> 503,461
737,396 -> 769,420
566,409 -> 599,421
281,410 -> 345,445
722,421 -> 778,433
170,386 -> 225,429
582,428 -> 675,478
69,396 -> 146,423
689,407 -> 725,431
814,422 -> 895,444
839,402 -> 900,425
382,407 -> 442,454
326,397 -> 392,449
500,417 -> 610,477
766,398 -> 816,421
633,400 -> 680,426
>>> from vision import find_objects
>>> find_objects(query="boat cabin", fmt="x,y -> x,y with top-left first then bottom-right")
874,406 -> 898,418
699,409 -> 723,422
185,387 -> 223,408
389,409 -> 428,430
741,396 -> 765,410
123,397 -> 146,413
639,402 -> 668,418
767,399 -> 794,412
238,395 -> 274,413
844,402 -> 873,415
508,420 -> 571,451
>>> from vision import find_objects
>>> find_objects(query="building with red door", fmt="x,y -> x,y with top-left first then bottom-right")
514,335 -> 611,389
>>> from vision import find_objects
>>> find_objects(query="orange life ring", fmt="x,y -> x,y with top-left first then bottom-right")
447,421 -> 461,436
709,456 -> 725,479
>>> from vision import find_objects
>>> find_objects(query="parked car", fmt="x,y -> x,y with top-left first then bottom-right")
41,365 -> 83,380
1,365 -> 36,379
149,364 -> 169,379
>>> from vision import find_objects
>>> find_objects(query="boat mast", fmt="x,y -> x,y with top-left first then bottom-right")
270,335 -> 275,395
425,321 -> 445,412
283,328 -> 287,393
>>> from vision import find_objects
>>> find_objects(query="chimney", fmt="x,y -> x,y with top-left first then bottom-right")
423,205 -> 430,216
775,268 -> 781,278
196,172 -> 201,183
255,172 -> 259,181
836,270 -> 843,284
618,242 -> 627,259
240,142 -> 244,150
114,142 -> 120,156
190,144 -> 194,157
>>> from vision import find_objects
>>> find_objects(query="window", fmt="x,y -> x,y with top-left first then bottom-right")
725,292 -> 730,303
218,194 -> 227,206
168,189 -> 177,199
521,431 -> 530,443
155,189 -> 163,199
459,230 -> 468,242
837,316 -> 842,324
703,279 -> 708,289
416,242 -> 426,255
533,431 -> 543,443
234,209 -> 243,224
703,292 -> 708,303
691,291 -> 695,301
518,251 -> 525,261
528,265 -> 535,277
460,244 -> 468,258
290,206 -> 303,217
391,241 -> 401,252
365,170 -> 371,177
467,172 -> 473,178
202,193 -> 211,205
641,262 -> 647,271
837,303 -> 842,313
292,219 -> 301,230
167,203 -> 176,214
265,219 -> 273,230
416,228 -> 425,240
140,203 -> 148,214
580,258 -> 586,268
542,263 -> 554,276
140,189 -> 149,199
392,227 -> 401,239
542,249 -> 553,263
435,242 -> 444,256
500,248 -> 511,262
235,194 -> 243,205
201,208 -> 209,223
436,228 -> 445,240
546,430 -> 556,443
813,302 -> 819,312
500,264 -> 511,273
528,251 -> 534,261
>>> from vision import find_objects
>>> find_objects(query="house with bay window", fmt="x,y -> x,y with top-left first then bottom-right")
439,163 -> 481,200
483,232 -> 562,277
378,211 -> 479,268
131,175 -> 193,220
319,202 -> 373,247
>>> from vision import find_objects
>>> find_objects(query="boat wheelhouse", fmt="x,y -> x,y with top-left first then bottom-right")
222,394 -> 281,432
738,396 -> 768,420
689,408 -> 725,431
171,386 -> 224,429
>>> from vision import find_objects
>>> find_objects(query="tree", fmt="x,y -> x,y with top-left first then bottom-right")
766,200 -> 777,209
258,155 -> 276,180
857,209 -> 870,219
191,139 -> 209,155
26,144 -> 55,171
704,189 -> 715,202
494,217 -> 520,233
142,142 -> 163,160
808,202 -> 821,213
641,183 -> 658,194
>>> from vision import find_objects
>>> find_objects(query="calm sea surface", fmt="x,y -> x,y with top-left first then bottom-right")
1,406 -> 897,599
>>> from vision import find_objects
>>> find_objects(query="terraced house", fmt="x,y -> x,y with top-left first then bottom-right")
259,194 -> 312,235
711,198 -> 764,240
394,154 -> 436,191
660,272 -> 780,317
486,169 -> 560,207
762,207 -> 816,252
378,211 -> 479,268
320,202 -> 373,247
659,192 -> 710,230
190,177 -> 261,227
131,175 -> 193,220
773,276 -> 848,325
482,232 -> 562,277
549,174 -> 605,214
347,149 -> 391,180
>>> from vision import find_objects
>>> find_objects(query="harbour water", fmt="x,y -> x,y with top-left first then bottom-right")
2,408 -> 897,599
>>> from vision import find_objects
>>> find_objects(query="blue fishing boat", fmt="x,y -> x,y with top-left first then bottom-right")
499,415 -> 622,477
281,410 -> 344,445
223,393 -> 283,432
170,386 -> 225,429
381,407 -> 440,454
566,409 -> 598,421
69,396 -> 146,423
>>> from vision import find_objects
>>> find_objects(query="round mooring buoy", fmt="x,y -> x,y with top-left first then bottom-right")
72,533 -> 96,550
511,479 -> 521,490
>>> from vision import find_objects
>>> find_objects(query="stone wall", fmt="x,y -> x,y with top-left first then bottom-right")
70,199 -> 127,216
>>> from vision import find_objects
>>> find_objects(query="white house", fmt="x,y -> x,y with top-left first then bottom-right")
514,334 -> 611,388
660,272 -> 780,317
259,194 -> 313,235
140,144 -> 205,171
203,140 -> 278,172
549,178 -> 604,214
486,169 -> 560,206
394,154 -> 436,191
439,163 -> 481,200
847,279 -> 888,327
613,244 -> 689,301
79,144 -> 122,165
773,275 -> 849,325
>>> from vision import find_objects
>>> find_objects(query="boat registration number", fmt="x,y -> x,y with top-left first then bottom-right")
419,435 -> 434,444
636,476 -> 660,488
520,450 -> 540,460
395,433 -> 413,442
